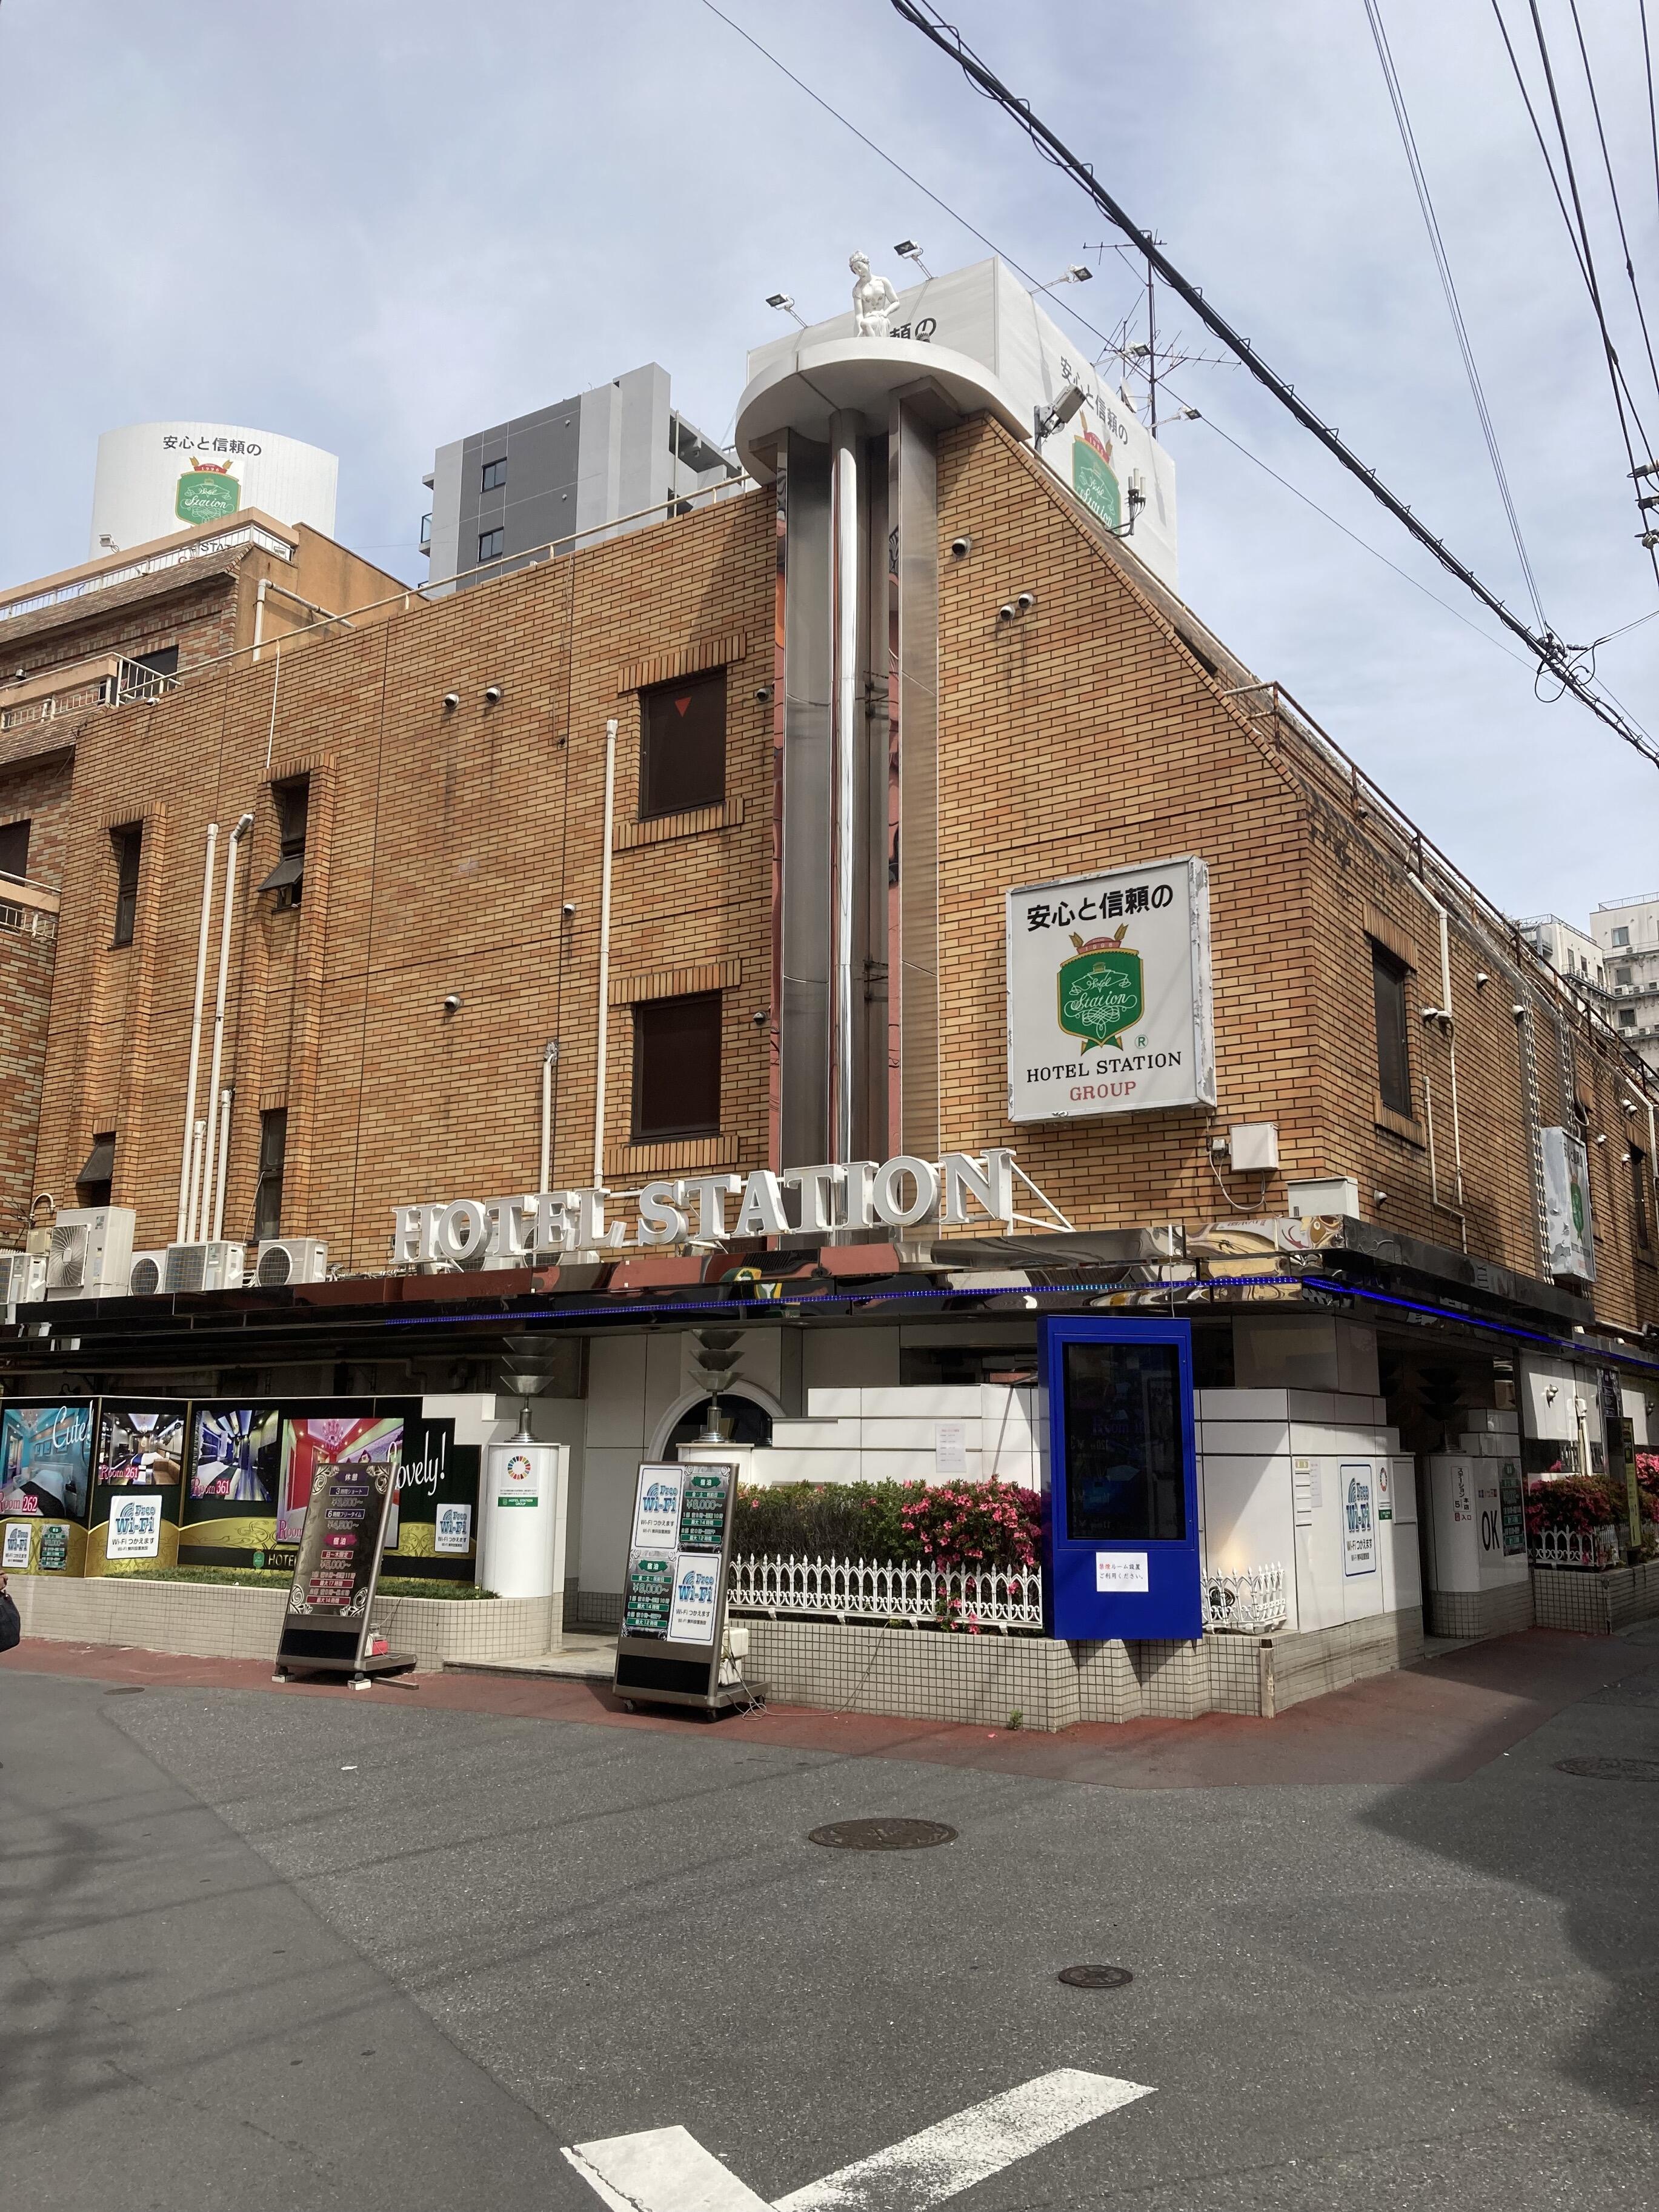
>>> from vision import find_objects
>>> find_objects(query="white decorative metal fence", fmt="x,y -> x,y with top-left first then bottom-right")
728,1552 -> 1045,1632
1202,1563 -> 1289,1633
1531,1524 -> 1621,1570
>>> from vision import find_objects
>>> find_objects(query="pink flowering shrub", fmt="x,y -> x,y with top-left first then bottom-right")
733,1478 -> 1041,1568
897,1480 -> 1042,1570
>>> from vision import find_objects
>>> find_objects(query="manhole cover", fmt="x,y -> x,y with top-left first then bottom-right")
1554,1755 -> 1659,1781
104,1686 -> 145,1696
1058,1964 -> 1134,1989
808,1818 -> 957,1850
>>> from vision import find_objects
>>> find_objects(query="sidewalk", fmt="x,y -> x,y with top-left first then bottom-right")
8,1624 -> 1654,1789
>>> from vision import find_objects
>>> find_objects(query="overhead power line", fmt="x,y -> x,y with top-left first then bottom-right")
699,0 -> 1541,676
889,0 -> 1659,772
1490,0 -> 1659,593
1363,0 -> 1548,631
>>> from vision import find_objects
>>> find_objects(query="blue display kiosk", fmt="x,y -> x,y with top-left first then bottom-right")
1040,1316 -> 1202,1642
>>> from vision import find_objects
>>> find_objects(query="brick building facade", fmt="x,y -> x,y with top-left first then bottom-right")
3,332 -> 1656,1689
9,422 -> 1655,1330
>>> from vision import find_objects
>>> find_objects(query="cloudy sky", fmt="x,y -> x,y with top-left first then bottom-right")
4,0 -> 1657,928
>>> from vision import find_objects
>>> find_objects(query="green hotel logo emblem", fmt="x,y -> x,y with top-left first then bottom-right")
175,463 -> 241,525
1057,925 -> 1143,1050
1071,434 -> 1121,530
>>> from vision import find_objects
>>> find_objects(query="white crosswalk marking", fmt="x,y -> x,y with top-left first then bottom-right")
774,2068 -> 1154,2211
562,2067 -> 1154,2212
562,2124 -> 774,2212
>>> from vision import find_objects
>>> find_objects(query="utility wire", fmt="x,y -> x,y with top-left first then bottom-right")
1568,0 -> 1659,413
889,0 -> 1659,770
1194,412 -> 1531,667
701,1 -> 1649,729
1362,0 -> 1547,629
1493,0 -> 1659,595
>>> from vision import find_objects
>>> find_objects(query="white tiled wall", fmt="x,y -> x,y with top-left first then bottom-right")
743,1384 -> 1041,1489
1195,1385 -> 1397,1635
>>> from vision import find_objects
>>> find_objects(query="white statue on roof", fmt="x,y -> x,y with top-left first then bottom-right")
849,250 -> 901,339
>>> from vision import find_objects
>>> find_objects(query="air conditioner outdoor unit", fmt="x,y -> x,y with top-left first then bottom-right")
164,1240 -> 245,1294
45,1207 -> 135,1299
254,1237 -> 328,1287
0,1250 -> 47,1307
129,1250 -> 169,1296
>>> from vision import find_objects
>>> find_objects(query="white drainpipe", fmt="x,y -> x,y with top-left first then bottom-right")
178,823 -> 219,1242
185,1118 -> 207,1251
211,1084 -> 234,1242
194,813 -> 253,1240
1408,873 -> 1467,1237
540,1039 -> 557,1195
592,719 -> 617,1188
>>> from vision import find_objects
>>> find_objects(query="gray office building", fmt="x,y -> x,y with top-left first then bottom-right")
421,362 -> 740,590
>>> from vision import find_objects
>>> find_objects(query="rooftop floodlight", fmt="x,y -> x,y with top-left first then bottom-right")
766,292 -> 807,327
1042,264 -> 1094,290
1034,381 -> 1089,443
894,239 -> 934,276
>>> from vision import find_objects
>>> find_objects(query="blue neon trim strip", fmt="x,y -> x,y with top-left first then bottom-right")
365,1264 -> 1659,1380
1298,1274 -> 1659,1378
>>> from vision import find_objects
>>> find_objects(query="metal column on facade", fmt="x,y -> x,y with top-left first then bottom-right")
773,431 -> 834,1169
889,399 -> 940,1160
831,414 -> 859,1171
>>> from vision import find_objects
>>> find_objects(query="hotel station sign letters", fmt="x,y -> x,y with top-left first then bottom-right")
393,1149 -> 1020,1265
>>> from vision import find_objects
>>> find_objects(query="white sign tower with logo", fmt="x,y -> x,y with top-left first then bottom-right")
479,1420 -> 568,1606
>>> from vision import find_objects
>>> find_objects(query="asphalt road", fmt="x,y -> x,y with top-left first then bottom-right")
3,1633 -> 1657,2211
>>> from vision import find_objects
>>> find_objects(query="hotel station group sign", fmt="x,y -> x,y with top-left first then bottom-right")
1006,855 -> 1215,1123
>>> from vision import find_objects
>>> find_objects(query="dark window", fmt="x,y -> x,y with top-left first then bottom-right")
639,668 -> 726,820
257,779 -> 308,909
1061,1340 -> 1186,1543
77,1131 -> 115,1211
1617,966 -> 1633,985
631,992 -> 721,1140
0,818 -> 29,882
480,457 -> 507,492
130,645 -> 179,677
1620,1009 -> 1637,1029
254,1109 -> 287,1241
477,527 -> 504,563
111,825 -> 142,946
1631,1145 -> 1652,1252
1371,942 -> 1412,1116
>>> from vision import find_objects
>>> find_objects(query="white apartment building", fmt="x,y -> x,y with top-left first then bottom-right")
1591,894 -> 1659,1074
1515,912 -> 1607,1002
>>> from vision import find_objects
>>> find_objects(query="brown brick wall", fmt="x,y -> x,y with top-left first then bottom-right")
30,493 -> 776,1267
0,922 -> 55,1241
20,418 -> 1659,1339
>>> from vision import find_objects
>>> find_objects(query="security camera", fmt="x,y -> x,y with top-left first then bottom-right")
1374,1189 -> 1388,1205
1595,1133 -> 1608,1144
1624,1098 -> 1640,1115
442,993 -> 462,1014
560,900 -> 576,918
442,692 -> 460,710
755,683 -> 773,703
1016,591 -> 1036,613
751,1008 -> 770,1026
1474,971 -> 1491,989
997,602 -> 1017,622
1512,1002 -> 1527,1018
484,684 -> 502,703
949,535 -> 972,559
